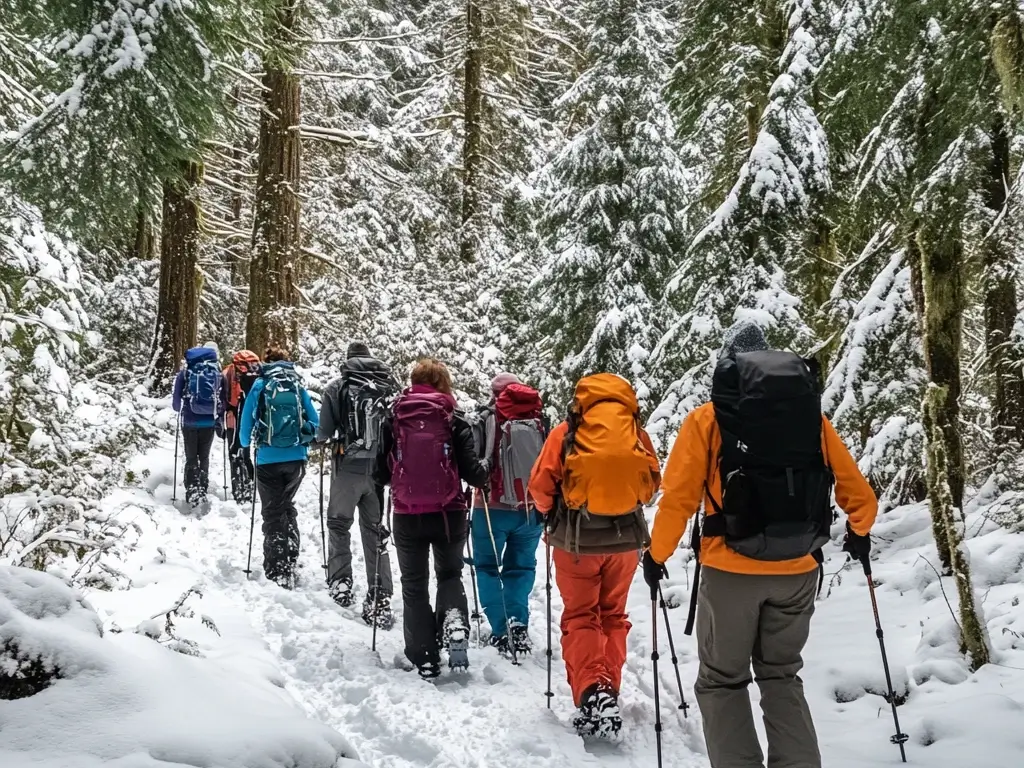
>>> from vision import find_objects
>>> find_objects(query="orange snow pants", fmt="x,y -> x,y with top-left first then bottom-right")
553,548 -> 638,705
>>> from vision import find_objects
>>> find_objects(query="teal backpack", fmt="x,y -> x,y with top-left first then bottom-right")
257,363 -> 315,449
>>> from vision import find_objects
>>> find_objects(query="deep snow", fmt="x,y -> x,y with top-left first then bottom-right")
6,413 -> 1024,767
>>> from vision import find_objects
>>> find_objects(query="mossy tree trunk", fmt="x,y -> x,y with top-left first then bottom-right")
151,162 -> 201,389
924,386 -> 991,671
917,211 -> 964,572
983,114 -> 1024,452
246,0 -> 301,356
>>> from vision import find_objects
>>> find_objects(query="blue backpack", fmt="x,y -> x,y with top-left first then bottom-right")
258,363 -> 314,449
184,347 -> 221,416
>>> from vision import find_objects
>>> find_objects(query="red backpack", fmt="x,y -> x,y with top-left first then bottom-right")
490,383 -> 545,507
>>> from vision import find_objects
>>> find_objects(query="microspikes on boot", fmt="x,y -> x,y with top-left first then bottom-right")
573,683 -> 622,740
443,609 -> 470,672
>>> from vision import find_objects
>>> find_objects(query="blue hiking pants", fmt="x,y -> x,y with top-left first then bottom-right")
470,508 -> 544,637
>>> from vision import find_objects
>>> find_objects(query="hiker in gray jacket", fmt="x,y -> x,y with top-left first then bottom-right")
317,342 -> 397,627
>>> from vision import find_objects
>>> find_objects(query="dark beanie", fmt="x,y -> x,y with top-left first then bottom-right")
347,342 -> 371,360
720,320 -> 769,359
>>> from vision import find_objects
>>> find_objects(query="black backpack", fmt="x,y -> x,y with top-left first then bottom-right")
703,349 -> 834,561
339,359 -> 397,461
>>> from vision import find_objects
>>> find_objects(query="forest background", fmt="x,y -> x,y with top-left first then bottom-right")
5,0 -> 1024,661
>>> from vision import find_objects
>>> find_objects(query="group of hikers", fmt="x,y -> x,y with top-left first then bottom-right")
171,321 -> 879,767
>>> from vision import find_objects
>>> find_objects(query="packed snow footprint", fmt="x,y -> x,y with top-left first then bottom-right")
126,437 -> 703,768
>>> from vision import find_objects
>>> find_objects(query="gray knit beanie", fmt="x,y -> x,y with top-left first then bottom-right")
720,320 -> 769,359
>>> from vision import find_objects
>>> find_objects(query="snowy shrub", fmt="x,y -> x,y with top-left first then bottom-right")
0,565 -> 102,700
0,191 -> 157,580
823,249 -> 927,507
0,566 -> 368,766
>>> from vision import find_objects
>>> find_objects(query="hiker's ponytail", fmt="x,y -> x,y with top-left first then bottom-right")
264,342 -> 290,363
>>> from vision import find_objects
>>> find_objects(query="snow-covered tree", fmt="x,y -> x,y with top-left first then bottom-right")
650,0 -> 826,447
534,0 -> 689,409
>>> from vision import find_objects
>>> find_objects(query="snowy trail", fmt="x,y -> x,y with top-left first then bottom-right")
84,427 -> 1024,767
99,432 -> 706,768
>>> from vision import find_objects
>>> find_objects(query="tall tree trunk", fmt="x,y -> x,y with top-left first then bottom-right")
130,205 -> 154,263
983,114 -> 1024,450
924,387 -> 991,670
152,163 -> 201,388
460,0 -> 484,264
246,1 -> 301,355
917,216 -> 965,573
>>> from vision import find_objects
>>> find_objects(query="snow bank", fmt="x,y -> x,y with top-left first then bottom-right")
0,566 -> 368,768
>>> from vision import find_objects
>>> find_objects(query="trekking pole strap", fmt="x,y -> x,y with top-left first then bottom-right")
684,512 -> 703,636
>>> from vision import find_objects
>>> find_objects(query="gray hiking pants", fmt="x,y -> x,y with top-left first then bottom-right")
327,462 -> 393,596
695,566 -> 821,768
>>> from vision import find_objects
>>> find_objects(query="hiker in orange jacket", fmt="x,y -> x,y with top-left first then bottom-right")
529,373 -> 661,739
644,321 -> 878,768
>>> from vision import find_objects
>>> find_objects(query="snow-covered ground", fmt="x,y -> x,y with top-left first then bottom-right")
5,417 -> 1024,767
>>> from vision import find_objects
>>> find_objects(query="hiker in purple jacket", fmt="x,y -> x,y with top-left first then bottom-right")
376,358 -> 490,679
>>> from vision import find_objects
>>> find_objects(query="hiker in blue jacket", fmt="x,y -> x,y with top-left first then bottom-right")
239,342 -> 319,589
172,342 -> 227,511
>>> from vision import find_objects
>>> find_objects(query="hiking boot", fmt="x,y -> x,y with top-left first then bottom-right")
509,621 -> 532,655
573,683 -> 622,739
488,633 -> 511,657
361,589 -> 394,630
417,662 -> 441,680
442,610 -> 470,671
328,577 -> 354,608
269,570 -> 296,591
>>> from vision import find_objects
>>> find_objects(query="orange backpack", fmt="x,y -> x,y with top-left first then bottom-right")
560,374 -> 657,516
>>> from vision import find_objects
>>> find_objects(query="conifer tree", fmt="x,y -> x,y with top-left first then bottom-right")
535,0 -> 688,407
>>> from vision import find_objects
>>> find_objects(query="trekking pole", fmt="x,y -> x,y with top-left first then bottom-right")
659,585 -> 690,718
318,449 -> 328,576
244,450 -> 258,579
544,528 -> 553,708
371,493 -> 391,653
482,494 -> 518,665
465,508 -> 484,647
172,411 -> 181,503
221,430 -> 229,501
651,593 -> 664,768
858,554 -> 908,762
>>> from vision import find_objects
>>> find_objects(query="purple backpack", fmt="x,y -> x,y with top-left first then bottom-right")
390,390 -> 463,513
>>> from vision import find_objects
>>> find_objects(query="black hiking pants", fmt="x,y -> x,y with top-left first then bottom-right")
256,460 -> 305,582
182,426 -> 215,507
226,426 -> 254,503
393,509 -> 469,667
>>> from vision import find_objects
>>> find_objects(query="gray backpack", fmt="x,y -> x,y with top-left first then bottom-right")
495,417 -> 546,506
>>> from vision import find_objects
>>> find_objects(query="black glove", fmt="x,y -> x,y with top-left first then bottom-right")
642,550 -> 668,599
215,422 -> 225,440
842,524 -> 871,562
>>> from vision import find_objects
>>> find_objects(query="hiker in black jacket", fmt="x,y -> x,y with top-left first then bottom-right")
317,342 -> 397,626
375,359 -> 491,678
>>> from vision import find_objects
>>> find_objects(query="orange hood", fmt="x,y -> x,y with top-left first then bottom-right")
573,373 -> 639,414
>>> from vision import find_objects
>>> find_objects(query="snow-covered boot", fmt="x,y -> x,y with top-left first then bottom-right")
509,621 -> 532,655
417,661 -> 441,680
270,570 -> 296,591
573,683 -> 622,739
328,577 -> 354,608
443,611 -> 470,671
361,589 -> 394,630
488,633 -> 511,657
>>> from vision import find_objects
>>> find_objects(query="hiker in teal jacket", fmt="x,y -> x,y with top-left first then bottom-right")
239,343 -> 318,588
